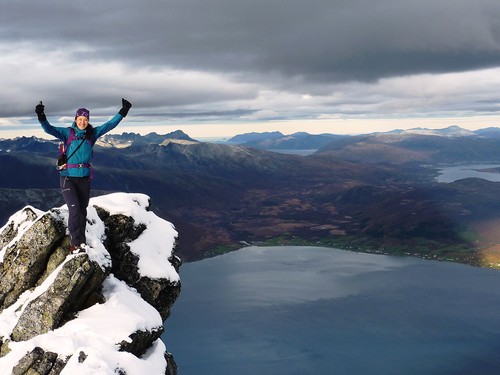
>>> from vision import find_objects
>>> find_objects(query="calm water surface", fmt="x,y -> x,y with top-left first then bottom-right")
162,246 -> 500,375
436,164 -> 500,183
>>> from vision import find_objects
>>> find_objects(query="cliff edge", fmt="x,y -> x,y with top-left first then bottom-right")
0,192 -> 181,374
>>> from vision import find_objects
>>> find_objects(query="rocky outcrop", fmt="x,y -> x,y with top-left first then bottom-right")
0,208 -> 66,310
95,206 -> 181,321
11,347 -> 66,375
0,193 -> 181,374
11,253 -> 107,342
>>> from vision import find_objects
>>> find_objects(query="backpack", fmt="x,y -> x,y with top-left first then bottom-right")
56,127 -> 95,170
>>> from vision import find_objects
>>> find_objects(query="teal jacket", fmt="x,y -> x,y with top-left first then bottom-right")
40,113 -> 124,177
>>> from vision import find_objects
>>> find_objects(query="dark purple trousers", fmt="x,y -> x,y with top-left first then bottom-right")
60,176 -> 90,246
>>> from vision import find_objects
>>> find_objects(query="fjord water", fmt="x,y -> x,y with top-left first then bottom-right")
436,164 -> 500,183
162,246 -> 500,375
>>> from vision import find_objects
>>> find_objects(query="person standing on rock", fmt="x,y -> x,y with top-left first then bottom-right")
36,98 -> 132,254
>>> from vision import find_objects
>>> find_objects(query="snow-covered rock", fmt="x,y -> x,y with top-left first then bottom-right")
0,193 -> 181,374
401,125 -> 476,137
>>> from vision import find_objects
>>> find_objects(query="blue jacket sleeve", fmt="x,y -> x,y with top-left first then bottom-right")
93,114 -> 124,139
39,119 -> 70,141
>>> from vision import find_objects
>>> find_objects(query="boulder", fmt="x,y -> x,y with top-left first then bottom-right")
12,347 -> 66,375
0,209 -> 66,310
11,254 -> 108,342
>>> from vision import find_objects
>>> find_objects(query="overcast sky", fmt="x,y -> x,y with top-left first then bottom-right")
3,0 -> 500,138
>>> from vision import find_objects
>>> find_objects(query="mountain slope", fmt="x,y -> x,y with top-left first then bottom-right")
228,131 -> 343,150
1,130 -> 499,266
0,135 -> 414,260
315,132 -> 500,164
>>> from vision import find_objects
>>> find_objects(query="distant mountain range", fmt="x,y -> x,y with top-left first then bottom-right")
96,130 -> 198,148
2,127 -> 500,267
386,125 -> 478,137
227,126 -> 500,164
227,131 -> 343,150
227,126 -> 500,155
314,126 -> 500,164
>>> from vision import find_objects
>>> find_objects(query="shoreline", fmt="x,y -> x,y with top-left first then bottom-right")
196,235 -> 500,270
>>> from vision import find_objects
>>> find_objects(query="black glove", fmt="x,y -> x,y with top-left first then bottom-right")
85,124 -> 94,140
118,98 -> 132,117
35,101 -> 46,121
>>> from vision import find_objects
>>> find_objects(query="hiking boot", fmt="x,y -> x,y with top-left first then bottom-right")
68,244 -> 86,254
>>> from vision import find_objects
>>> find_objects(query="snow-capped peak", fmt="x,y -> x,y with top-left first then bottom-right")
402,125 -> 476,137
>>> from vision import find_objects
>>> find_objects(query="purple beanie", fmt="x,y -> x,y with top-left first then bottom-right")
75,108 -> 90,120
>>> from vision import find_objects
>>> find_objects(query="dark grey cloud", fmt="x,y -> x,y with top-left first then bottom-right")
136,109 -> 256,120
2,0 -> 500,133
4,0 -> 500,82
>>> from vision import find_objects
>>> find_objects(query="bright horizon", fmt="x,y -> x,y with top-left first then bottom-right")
3,114 -> 500,141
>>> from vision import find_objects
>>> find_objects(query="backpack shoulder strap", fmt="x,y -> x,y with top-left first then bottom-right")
59,128 -> 75,155
63,127 -> 95,155
66,127 -> 76,148
69,126 -> 95,146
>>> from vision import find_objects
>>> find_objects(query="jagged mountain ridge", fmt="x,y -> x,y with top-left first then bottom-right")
0,130 -> 197,152
97,130 -> 198,148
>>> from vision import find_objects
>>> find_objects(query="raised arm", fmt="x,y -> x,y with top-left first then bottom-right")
36,101 -> 69,141
93,98 -> 132,139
